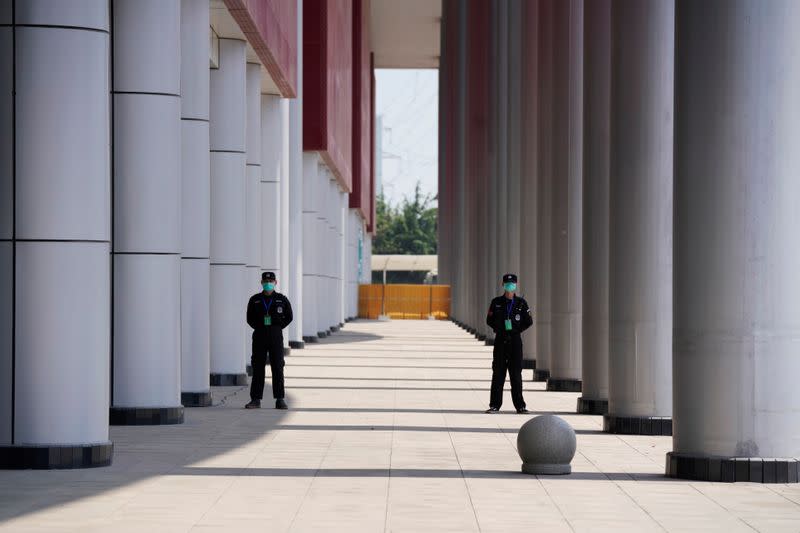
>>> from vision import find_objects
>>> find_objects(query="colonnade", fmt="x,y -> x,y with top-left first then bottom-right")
0,0 -> 371,469
440,0 -> 800,482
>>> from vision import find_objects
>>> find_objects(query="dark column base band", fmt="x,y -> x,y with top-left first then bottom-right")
0,442 -> 113,470
303,335 -> 319,343
283,347 -> 291,357
666,452 -> 799,483
546,378 -> 582,392
246,364 -> 253,376
467,327 -> 476,334
485,337 -> 495,346
533,369 -> 550,382
477,333 -> 486,341
210,373 -> 248,386
289,340 -> 305,349
522,359 -> 536,370
330,325 -> 340,332
577,396 -> 608,415
110,406 -> 184,426
317,331 -> 329,338
181,391 -> 212,407
603,414 -> 672,435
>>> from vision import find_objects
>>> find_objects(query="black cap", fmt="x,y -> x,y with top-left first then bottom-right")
503,273 -> 517,283
261,271 -> 277,282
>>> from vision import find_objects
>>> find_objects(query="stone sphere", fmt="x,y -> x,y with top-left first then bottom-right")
517,414 -> 577,475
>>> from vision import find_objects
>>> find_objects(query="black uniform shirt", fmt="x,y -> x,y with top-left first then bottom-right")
486,294 -> 533,336
247,291 -> 294,336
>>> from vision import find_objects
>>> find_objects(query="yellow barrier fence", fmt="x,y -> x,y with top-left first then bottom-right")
358,284 -> 451,320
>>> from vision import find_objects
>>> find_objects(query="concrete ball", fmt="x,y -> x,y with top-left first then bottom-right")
517,414 -> 577,475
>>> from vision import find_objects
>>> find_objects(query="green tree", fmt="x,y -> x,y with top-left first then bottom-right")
374,182 -> 437,255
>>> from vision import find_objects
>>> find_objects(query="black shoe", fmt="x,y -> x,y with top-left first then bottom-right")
245,400 -> 261,409
516,408 -> 529,414
275,399 -> 288,410
485,407 -> 499,413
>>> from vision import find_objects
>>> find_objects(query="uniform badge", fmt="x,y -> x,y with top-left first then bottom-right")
277,307 -> 283,313
515,314 -> 520,321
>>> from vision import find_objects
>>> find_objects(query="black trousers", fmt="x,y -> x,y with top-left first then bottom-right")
250,333 -> 285,400
490,334 -> 526,410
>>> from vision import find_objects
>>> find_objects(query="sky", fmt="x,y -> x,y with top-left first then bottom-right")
375,69 -> 439,207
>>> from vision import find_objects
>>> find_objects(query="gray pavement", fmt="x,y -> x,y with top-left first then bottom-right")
1,319 -> 799,532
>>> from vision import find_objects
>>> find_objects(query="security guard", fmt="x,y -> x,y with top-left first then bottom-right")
245,272 -> 293,409
485,273 -> 532,413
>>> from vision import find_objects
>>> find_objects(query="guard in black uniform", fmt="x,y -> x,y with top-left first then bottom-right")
485,273 -> 533,413
245,272 -> 293,410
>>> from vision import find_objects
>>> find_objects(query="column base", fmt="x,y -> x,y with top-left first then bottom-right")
209,373 -> 248,386
485,337 -> 495,346
546,378 -> 582,392
467,327 -> 476,334
303,335 -> 319,343
576,396 -> 608,415
246,364 -> 253,376
289,340 -> 305,349
477,333 -> 486,341
181,391 -> 212,407
666,452 -> 800,483
533,369 -> 550,382
283,347 -> 291,357
522,359 -> 536,370
603,414 -> 672,435
0,442 -> 113,470
317,330 -> 329,338
110,406 -> 184,425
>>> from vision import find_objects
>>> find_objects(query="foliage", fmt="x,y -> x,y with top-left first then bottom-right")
374,182 -> 437,255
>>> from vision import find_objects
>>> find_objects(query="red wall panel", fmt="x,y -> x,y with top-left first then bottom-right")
224,0 -> 297,97
303,0 -> 354,193
350,0 -> 372,224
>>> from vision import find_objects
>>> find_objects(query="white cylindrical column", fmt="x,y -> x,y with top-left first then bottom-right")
0,0 -> 113,467
547,0 -> 583,393
519,0 -> 538,370
604,0 -> 674,435
209,38 -> 248,385
179,0 -> 211,408
317,167 -> 332,336
244,62 -> 262,373
338,190 -> 347,326
287,0 -> 304,349
347,210 -> 360,319
534,0 -> 554,382
278,98 -> 291,349
111,0 -> 183,425
669,0 -> 800,483
261,94 -> 282,287
506,0 -> 522,281
578,0 -> 610,415
301,154 -> 319,342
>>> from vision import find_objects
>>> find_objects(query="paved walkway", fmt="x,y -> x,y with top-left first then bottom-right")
1,319 -> 800,532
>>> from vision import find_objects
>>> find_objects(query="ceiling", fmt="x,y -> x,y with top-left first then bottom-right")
370,0 -> 441,69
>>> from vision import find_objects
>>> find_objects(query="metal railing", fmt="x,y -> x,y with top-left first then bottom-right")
358,284 -> 451,320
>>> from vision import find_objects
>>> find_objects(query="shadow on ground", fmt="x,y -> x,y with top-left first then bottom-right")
0,320 -> 664,524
